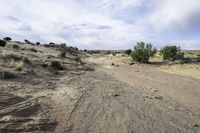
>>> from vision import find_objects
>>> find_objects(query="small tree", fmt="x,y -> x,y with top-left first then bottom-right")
131,42 -> 157,63
160,45 -> 184,61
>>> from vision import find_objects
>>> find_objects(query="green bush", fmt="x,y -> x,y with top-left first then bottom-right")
160,46 -> 184,61
0,40 -> 6,47
130,42 -> 157,63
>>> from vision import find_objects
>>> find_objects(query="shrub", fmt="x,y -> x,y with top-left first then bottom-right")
124,49 -> 132,55
160,46 -> 184,61
36,42 -> 40,46
15,62 -> 23,71
0,70 -> 15,79
107,51 -> 111,54
49,42 -> 55,45
0,52 -> 22,61
50,61 -> 63,70
3,37 -> 12,41
131,42 -> 157,63
60,43 -> 66,48
22,57 -> 31,64
74,57 -> 82,63
13,44 -> 19,49
30,48 -> 38,53
0,40 -> 6,47
24,39 -> 31,44
59,50 -> 66,58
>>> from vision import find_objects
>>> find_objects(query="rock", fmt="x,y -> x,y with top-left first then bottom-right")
193,124 -> 199,127
168,106 -> 176,111
154,96 -> 163,100
129,62 -> 135,65
151,88 -> 158,92
112,93 -> 120,97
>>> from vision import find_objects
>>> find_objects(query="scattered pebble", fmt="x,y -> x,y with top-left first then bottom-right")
193,124 -> 199,127
168,106 -> 177,111
112,93 -> 120,97
151,89 -> 158,92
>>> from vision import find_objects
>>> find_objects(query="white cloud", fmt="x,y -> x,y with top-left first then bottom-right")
171,40 -> 200,50
0,0 -> 199,49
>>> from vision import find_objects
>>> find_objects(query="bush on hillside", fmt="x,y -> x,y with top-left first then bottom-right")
36,42 -> 40,46
0,40 -> 6,47
3,37 -> 12,41
124,49 -> 132,55
24,39 -> 31,44
160,46 -> 184,61
50,61 -> 63,70
59,50 -> 66,58
13,44 -> 19,49
131,42 -> 157,63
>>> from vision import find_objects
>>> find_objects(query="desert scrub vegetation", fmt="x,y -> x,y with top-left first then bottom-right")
0,52 -> 22,61
3,37 -> 12,41
36,42 -> 40,46
131,42 -> 157,63
160,46 -> 184,61
49,61 -> 63,70
0,70 -> 16,79
74,57 -> 82,64
0,51 -> 26,71
124,49 -> 132,55
14,62 -> 23,71
29,48 -> 38,53
12,44 -> 19,49
0,39 -> 6,47
24,39 -> 31,44
59,49 -> 66,58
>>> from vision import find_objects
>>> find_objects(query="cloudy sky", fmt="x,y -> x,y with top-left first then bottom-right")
0,0 -> 200,49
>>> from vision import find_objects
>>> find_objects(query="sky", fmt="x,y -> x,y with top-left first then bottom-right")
0,0 -> 200,50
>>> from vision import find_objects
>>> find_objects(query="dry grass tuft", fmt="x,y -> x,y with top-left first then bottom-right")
14,62 -> 24,71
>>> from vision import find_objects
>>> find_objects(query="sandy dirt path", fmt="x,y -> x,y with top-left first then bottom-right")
52,56 -> 200,133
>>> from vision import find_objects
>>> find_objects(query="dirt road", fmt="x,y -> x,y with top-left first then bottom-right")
52,55 -> 200,133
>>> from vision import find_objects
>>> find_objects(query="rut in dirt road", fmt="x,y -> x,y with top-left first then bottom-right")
54,70 -> 200,133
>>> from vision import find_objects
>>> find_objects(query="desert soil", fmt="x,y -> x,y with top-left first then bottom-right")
1,54 -> 200,133
52,55 -> 200,133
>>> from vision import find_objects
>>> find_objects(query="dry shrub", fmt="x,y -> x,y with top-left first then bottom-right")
15,62 -> 23,71
0,52 -> 22,61
50,61 -> 63,70
0,40 -> 6,47
0,70 -> 15,79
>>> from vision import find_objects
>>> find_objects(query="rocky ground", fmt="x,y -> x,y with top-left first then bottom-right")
0,41 -> 200,133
